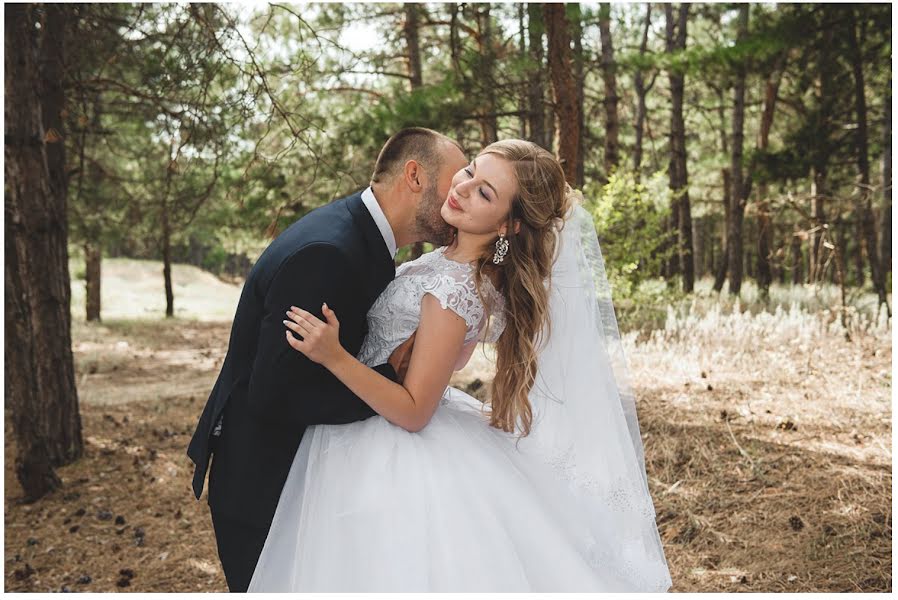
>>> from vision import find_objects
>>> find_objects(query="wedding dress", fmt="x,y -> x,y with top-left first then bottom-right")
247,204 -> 672,592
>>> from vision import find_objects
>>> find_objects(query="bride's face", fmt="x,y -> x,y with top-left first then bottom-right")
440,153 -> 518,236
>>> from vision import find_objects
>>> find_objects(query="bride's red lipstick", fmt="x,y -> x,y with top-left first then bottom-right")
447,194 -> 462,211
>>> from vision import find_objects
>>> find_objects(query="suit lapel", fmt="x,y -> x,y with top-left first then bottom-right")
345,192 -> 396,297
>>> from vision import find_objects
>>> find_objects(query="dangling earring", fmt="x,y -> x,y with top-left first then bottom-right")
492,233 -> 509,264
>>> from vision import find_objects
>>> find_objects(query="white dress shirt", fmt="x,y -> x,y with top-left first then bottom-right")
361,186 -> 397,259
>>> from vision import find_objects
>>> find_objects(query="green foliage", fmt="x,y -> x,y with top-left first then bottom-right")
582,170 -> 676,299
59,1 -> 892,303
347,80 -> 468,151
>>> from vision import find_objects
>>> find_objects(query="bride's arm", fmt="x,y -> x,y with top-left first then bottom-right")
284,293 -> 468,432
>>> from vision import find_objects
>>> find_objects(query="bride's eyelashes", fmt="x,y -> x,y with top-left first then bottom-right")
463,165 -> 491,202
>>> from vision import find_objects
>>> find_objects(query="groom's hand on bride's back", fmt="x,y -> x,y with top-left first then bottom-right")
389,332 -> 416,383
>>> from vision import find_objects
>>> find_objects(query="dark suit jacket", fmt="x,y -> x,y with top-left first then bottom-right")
186,191 -> 397,526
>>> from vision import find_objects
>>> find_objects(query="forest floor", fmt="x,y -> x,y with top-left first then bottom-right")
4,260 -> 892,592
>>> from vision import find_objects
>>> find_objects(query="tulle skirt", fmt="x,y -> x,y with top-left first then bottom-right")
247,388 -> 672,592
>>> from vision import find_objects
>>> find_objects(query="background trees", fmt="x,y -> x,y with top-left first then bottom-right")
5,2 -> 892,500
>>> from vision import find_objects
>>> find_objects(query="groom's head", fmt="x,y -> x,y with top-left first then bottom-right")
370,127 -> 467,247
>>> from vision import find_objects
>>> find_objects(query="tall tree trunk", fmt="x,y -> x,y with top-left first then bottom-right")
790,227 -> 804,285
526,3 -> 546,149
665,3 -> 694,292
714,168 -> 731,292
809,10 -> 836,284
403,3 -> 423,89
544,3 -> 579,184
84,94 -> 104,321
847,7 -> 889,313
755,52 -> 786,298
727,4 -> 749,296
880,76 -> 892,272
477,4 -> 498,146
85,241 -> 102,321
162,196 -> 175,318
404,3 -> 425,260
517,3 -> 528,139
632,4 -> 653,178
545,91 -> 556,153
568,3 -> 585,187
599,3 -> 620,181
809,167 -> 827,284
693,216 -> 705,279
712,82 -> 730,292
449,4 -> 466,145
38,3 -> 83,466
853,214 -> 865,285
5,3 -> 81,500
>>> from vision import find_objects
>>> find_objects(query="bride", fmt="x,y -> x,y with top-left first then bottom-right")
248,139 -> 672,592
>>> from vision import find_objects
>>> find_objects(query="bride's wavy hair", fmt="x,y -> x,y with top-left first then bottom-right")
472,139 -> 571,436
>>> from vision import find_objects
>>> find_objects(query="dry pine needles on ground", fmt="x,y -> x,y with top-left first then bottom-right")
4,302 -> 891,592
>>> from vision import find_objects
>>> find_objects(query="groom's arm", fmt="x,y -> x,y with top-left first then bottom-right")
246,243 -> 397,427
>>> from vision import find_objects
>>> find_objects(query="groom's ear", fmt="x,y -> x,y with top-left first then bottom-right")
404,160 -> 424,192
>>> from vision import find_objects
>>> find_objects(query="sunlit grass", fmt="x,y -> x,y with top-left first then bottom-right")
614,275 -> 891,337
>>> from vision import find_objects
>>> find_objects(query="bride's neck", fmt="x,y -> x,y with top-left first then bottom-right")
443,230 -> 490,264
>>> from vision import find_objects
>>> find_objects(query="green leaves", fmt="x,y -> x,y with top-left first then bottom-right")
582,169 -> 676,299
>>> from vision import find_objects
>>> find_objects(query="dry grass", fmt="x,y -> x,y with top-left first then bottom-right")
4,266 -> 892,592
69,257 -> 242,321
628,300 -> 891,592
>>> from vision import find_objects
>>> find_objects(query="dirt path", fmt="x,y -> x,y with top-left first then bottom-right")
5,312 -> 891,592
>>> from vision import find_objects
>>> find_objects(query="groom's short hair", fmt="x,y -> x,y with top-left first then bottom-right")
370,127 -> 462,185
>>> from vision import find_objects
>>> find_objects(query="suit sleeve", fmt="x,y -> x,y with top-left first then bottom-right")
245,243 -> 398,428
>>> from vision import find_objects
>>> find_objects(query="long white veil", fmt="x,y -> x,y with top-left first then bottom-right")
517,193 -> 670,584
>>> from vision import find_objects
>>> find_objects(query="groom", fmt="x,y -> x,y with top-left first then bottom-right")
187,127 -> 468,592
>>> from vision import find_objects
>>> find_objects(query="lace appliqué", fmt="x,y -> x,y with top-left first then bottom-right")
544,445 -> 657,521
543,445 -> 670,591
357,248 -> 505,368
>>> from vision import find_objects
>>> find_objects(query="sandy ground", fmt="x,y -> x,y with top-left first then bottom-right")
4,302 -> 891,592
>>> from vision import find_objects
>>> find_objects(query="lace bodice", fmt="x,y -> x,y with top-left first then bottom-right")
357,247 -> 506,367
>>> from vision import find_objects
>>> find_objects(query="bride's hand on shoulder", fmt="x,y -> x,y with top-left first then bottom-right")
283,303 -> 347,368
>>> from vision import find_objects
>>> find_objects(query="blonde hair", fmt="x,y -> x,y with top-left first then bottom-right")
472,139 -> 572,436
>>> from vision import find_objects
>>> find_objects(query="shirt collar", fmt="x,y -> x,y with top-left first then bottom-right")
360,186 -> 397,259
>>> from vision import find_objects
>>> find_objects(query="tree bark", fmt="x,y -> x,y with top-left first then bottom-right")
403,3 -> 423,89
790,227 -> 804,285
569,3 -> 585,187
37,3 -> 83,466
632,3 -> 653,178
809,166 -> 827,284
598,3 -> 619,181
84,92 -> 104,321
755,52 -> 786,298
714,168 -> 731,292
85,241 -> 102,321
853,214 -> 865,285
526,3 -> 546,149
693,216 -> 705,279
517,3 -> 527,139
665,3 -> 694,292
477,4 -> 498,146
544,3 -> 580,184
162,198 -> 174,318
727,4 -> 749,296
847,7 -> 889,313
809,10 -> 836,284
880,76 -> 892,272
404,3 -> 425,261
449,4 -> 466,145
5,3 -> 82,500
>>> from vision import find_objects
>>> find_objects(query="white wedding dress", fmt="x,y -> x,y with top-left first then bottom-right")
248,208 -> 672,592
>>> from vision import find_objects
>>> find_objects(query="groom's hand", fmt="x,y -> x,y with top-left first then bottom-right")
388,332 -> 416,383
